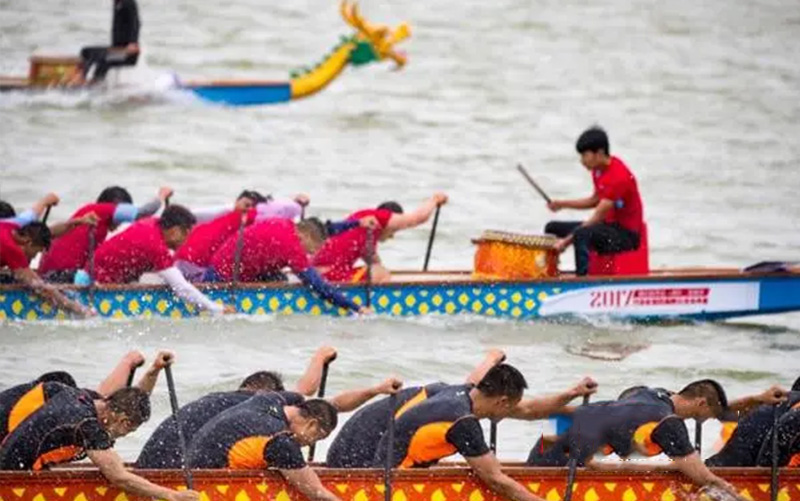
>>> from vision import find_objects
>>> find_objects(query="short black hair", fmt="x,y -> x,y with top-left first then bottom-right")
97,186 -> 133,204
792,376 -> 800,393
476,363 -> 528,400
237,190 -> 269,204
0,200 -> 16,218
297,398 -> 338,434
17,222 -> 52,250
239,371 -> 285,392
576,126 -> 610,155
106,387 -> 151,426
679,379 -> 728,417
377,201 -> 404,214
158,205 -> 196,231
37,371 -> 77,387
618,385 -> 648,400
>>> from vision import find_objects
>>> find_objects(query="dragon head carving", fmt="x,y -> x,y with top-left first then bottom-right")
340,1 -> 411,69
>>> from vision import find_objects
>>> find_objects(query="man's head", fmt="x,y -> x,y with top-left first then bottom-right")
376,201 -> 403,242
792,376 -> 800,393
235,190 -> 269,212
576,126 -> 610,170
239,371 -> 285,392
37,371 -> 77,387
158,205 -> 197,249
13,222 -> 52,260
295,217 -> 329,254
97,186 -> 134,205
0,200 -> 15,219
101,387 -> 151,439
676,379 -> 728,421
474,363 -> 528,420
288,399 -> 338,446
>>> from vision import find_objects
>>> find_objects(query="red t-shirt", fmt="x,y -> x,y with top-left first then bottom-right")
38,203 -> 117,274
209,219 -> 309,282
592,156 -> 644,233
0,223 -> 29,271
93,218 -> 174,284
175,209 -> 256,267
311,208 -> 393,280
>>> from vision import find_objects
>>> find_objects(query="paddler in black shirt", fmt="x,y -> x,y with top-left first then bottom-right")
80,0 -> 141,82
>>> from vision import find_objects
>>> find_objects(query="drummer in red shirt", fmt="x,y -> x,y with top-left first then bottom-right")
312,192 -> 448,283
544,127 -> 644,276
84,205 -> 233,315
39,186 -> 172,283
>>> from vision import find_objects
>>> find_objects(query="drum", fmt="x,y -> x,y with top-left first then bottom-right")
472,230 -> 559,279
28,56 -> 83,87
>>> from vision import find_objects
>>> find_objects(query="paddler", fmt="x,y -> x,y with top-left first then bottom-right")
544,127 -> 644,276
373,364 -> 550,501
39,186 -> 172,283
312,193 -> 448,283
0,383 -> 199,501
80,0 -> 141,82
83,204 -> 235,314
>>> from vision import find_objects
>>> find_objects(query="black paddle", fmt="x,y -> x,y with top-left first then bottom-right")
695,419 -> 703,454
42,206 -> 52,225
307,356 -> 335,462
165,365 -> 194,489
365,228 -> 375,308
125,359 -> 144,387
384,391 -> 399,501
517,164 -> 552,204
490,421 -> 498,453
422,205 -> 441,272
564,387 -> 595,501
770,403 -> 781,501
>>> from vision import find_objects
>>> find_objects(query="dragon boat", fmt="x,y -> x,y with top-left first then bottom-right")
0,1 -> 409,106
0,466 -> 798,501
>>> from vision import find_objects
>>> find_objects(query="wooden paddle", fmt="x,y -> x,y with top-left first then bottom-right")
307,357 -> 335,462
516,164 -> 552,204
564,389 -> 595,501
384,391 -> 399,501
164,365 -> 194,489
422,205 -> 441,272
770,403 -> 780,501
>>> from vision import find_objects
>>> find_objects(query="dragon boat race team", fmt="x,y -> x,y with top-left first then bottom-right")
312,192 -> 449,283
206,218 -> 372,314
373,364 -> 551,501
544,127 -> 644,276
175,190 -> 310,282
83,204 -> 234,314
38,186 -> 172,283
80,0 -> 141,82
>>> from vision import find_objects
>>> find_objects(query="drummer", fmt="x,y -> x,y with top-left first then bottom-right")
543,127 -> 644,276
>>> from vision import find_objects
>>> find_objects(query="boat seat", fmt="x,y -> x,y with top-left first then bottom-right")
588,223 -> 649,276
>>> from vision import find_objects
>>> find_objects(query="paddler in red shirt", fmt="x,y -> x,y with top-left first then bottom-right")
85,205 -> 234,315
38,186 -> 172,283
312,192 -> 449,283
544,127 -> 644,276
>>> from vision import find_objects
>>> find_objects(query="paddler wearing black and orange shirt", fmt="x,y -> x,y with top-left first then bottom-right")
0,384 -> 198,501
527,380 -> 751,500
544,127 -> 644,276
373,364 -> 549,501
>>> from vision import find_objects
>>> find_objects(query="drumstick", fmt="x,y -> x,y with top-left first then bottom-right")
517,164 -> 552,204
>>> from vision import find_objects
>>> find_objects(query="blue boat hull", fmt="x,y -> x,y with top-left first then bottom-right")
183,82 -> 292,106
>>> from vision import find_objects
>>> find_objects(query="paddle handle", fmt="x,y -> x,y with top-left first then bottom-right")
565,392 -> 593,501
125,360 -> 143,388
517,164 -> 552,204
307,360 -> 333,462
165,365 -> 194,490
422,205 -> 441,272
42,206 -> 52,225
695,420 -> 703,454
384,393 -> 398,501
770,403 -> 780,501
489,421 -> 498,453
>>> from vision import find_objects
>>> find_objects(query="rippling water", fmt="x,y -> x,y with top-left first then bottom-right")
1,0 -> 799,461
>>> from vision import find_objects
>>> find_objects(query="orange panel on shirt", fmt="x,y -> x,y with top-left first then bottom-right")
400,422 -> 456,469
227,436 -> 272,469
632,422 -> 662,457
789,453 -> 800,467
395,389 -> 428,420
33,446 -> 82,471
8,383 -> 46,434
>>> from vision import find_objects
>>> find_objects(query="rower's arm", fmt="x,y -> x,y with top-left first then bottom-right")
95,351 -> 145,397
670,453 -> 743,499
49,212 -> 98,238
1,209 -> 37,227
727,385 -> 786,418
466,349 -> 506,385
384,193 -> 447,232
134,351 -> 175,395
557,194 -> 598,210
281,467 -> 340,501
295,347 -> 337,396
581,198 -> 614,227
296,268 -> 362,313
13,268 -> 90,317
88,449 -> 197,501
510,377 -> 597,420
256,199 -> 302,221
31,193 -> 60,219
466,453 -> 546,501
158,267 -> 225,314
191,206 -> 230,223
329,378 -> 402,412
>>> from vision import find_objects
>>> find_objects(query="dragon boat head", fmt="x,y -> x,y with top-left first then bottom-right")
340,1 -> 411,69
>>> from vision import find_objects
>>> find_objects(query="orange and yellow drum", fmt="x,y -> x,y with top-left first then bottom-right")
473,230 -> 559,280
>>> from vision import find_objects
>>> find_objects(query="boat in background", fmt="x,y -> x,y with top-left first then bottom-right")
0,1 -> 410,106
0,465 -> 796,501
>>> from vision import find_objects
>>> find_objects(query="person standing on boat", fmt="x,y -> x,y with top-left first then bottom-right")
544,127 -> 644,276
80,0 -> 141,82
0,385 -> 199,501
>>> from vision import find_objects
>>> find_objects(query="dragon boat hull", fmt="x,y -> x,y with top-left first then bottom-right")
0,466 -> 797,501
1,269 -> 798,322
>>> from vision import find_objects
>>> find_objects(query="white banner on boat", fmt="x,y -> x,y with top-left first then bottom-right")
539,281 -> 760,317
